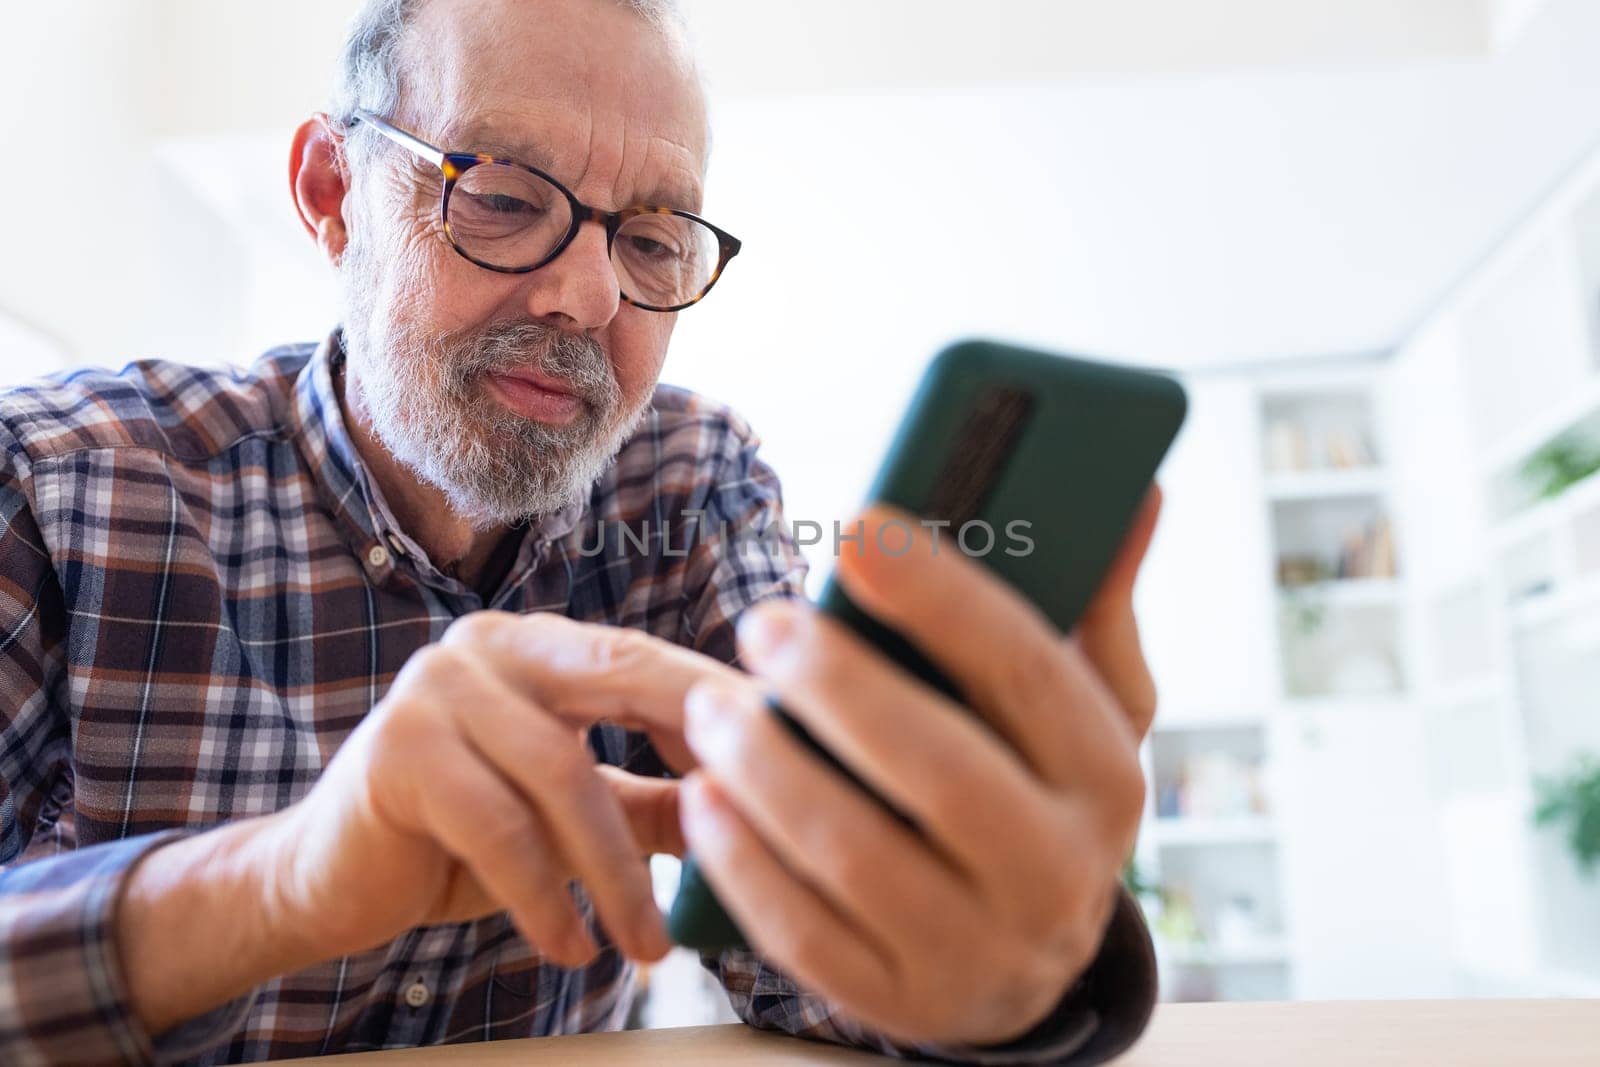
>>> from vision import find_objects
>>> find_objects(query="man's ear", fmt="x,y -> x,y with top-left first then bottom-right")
290,113 -> 352,265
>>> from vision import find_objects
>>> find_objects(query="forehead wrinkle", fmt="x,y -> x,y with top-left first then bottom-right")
470,107 -> 701,212
396,2 -> 708,211
635,135 -> 705,213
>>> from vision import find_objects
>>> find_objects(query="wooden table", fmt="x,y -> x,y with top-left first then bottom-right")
271,999 -> 1599,1065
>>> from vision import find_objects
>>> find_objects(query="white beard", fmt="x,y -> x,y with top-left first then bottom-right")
340,250 -> 648,530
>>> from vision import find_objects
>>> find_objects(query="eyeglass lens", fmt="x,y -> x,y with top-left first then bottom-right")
446,163 -> 723,308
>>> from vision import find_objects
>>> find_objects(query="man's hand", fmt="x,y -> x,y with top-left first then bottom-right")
678,494 -> 1162,1047
117,613 -> 733,1035
269,612 -> 743,963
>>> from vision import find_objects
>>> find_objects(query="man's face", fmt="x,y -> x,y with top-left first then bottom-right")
338,0 -> 709,527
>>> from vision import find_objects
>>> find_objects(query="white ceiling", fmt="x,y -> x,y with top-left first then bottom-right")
676,0 -> 1600,367
150,0 -> 1600,369
681,0 -> 1547,94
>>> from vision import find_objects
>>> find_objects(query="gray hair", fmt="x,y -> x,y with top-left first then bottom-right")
330,0 -> 686,142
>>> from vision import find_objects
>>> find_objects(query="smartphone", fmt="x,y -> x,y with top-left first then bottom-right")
667,339 -> 1189,951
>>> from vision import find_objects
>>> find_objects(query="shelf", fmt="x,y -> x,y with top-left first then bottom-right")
1509,570 -> 1600,631
1264,469 -> 1387,502
1278,577 -> 1402,607
1159,938 -> 1292,968
1149,816 -> 1278,847
1278,695 -> 1412,716
1151,711 -> 1270,734
1278,597 -> 1406,699
1423,675 -> 1508,709
1271,493 -> 1397,591
1491,465 -> 1600,549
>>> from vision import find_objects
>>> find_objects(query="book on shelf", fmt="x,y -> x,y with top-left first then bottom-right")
1325,426 -> 1376,469
1263,418 -> 1376,473
1337,516 -> 1397,581
1278,516 -> 1397,588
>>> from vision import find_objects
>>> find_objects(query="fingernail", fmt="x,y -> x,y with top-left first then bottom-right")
680,774 -> 723,839
736,607 -> 793,664
684,684 -> 730,740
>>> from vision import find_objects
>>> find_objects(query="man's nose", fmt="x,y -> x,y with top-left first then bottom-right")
522,221 -> 622,330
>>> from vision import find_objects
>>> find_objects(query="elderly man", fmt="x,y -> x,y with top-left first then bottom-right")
0,0 -> 1159,1063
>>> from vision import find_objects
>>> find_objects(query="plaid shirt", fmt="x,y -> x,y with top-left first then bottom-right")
0,331 -> 1154,1065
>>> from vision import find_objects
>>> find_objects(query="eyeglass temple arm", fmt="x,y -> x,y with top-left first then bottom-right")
349,110 -> 447,170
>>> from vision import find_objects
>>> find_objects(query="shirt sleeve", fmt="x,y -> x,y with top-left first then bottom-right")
0,429 -> 257,1066
676,429 -> 1160,1065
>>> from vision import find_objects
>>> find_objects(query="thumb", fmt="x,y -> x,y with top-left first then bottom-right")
596,765 -> 686,858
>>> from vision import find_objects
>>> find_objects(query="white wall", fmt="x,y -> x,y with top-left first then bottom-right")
0,5 -> 166,376
1135,379 -> 1280,712
0,1 -> 360,378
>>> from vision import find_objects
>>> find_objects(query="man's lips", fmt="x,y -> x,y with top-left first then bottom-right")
486,370 -> 588,425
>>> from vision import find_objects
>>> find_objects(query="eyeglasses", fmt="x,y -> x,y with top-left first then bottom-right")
348,111 -> 741,313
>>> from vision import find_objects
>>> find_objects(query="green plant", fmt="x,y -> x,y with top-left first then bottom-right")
1534,755 -> 1600,877
1520,434 -> 1600,502
1282,587 -> 1328,639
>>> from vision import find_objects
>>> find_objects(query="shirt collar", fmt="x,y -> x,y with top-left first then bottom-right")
290,328 -> 587,593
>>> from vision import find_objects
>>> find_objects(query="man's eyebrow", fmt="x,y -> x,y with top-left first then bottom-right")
454,131 -> 558,171
634,176 -> 704,214
453,129 -> 703,212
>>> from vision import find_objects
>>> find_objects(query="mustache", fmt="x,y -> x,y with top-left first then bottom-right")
430,321 -> 619,408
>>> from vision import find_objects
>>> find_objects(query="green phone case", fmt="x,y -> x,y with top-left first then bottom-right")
667,339 -> 1189,951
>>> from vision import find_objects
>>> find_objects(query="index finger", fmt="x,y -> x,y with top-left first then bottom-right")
440,612 -> 752,773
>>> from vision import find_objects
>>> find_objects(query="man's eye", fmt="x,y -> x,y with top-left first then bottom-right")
471,193 -> 541,217
626,235 -> 679,260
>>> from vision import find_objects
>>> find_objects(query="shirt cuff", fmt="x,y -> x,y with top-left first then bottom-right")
0,829 -> 259,1066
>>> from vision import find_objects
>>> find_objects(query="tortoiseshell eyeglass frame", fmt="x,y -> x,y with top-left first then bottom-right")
348,110 -> 741,313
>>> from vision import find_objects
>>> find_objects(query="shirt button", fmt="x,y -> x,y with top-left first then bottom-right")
403,981 -> 431,1008
367,544 -> 391,568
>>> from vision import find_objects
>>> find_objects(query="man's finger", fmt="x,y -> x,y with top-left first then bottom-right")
679,772 -> 904,1029
1083,486 -> 1162,614
734,599 -> 1068,878
1076,487 -> 1163,737
681,677 -> 974,946
418,746 -> 594,966
822,506 -> 1139,788
443,612 -> 744,772
597,765 -> 686,858
449,665 -> 672,962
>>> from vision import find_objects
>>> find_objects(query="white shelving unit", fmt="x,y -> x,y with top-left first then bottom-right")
1264,374 -> 1406,705
1135,708 -> 1288,1002
1263,469 -> 1389,502
1134,99 -> 1600,1018
1261,370 -> 1452,1000
1386,134 -> 1600,996
1136,359 -> 1453,1004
